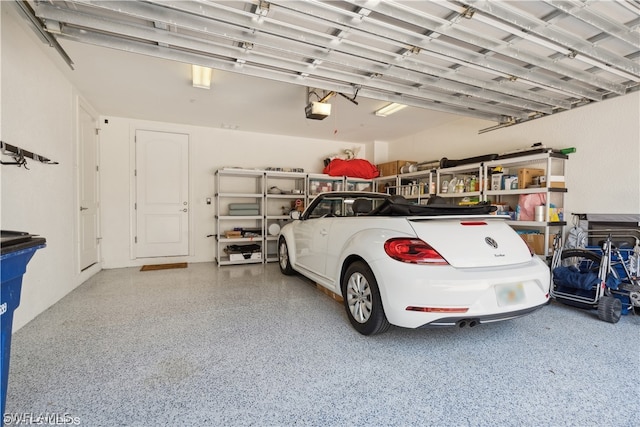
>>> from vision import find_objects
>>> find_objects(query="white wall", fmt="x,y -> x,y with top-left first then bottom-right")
1,5 -> 99,331
388,92 -> 640,218
98,117 -> 369,268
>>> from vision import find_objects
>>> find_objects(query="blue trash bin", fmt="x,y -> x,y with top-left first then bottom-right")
1,231 -> 46,416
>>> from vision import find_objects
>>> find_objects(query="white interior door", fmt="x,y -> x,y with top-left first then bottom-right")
135,130 -> 189,258
79,103 -> 99,270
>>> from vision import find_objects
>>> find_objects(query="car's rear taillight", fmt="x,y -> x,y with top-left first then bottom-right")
384,238 -> 449,265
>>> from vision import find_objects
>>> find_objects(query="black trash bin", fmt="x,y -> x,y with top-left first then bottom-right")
1,231 -> 46,416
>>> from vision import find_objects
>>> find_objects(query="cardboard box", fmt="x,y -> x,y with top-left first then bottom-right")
547,182 -> 565,188
224,230 -> 242,238
376,160 -> 415,176
517,168 -> 545,189
543,175 -> 566,188
518,233 -> 556,255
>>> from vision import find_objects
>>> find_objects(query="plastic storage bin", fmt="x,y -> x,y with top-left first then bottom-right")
1,231 -> 46,416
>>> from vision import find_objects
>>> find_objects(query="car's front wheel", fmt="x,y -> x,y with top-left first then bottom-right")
278,237 -> 295,275
342,261 -> 390,335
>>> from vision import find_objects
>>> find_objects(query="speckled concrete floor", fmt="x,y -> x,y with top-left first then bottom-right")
4,262 -> 639,426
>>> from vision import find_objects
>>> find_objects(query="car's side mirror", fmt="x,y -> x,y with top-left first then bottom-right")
290,210 -> 301,220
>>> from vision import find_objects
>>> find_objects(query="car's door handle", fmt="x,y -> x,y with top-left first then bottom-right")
320,229 -> 328,236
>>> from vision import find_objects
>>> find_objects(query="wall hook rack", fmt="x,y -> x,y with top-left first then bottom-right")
0,140 -> 59,169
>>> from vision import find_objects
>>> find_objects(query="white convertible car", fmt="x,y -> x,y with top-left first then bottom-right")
278,192 -> 550,335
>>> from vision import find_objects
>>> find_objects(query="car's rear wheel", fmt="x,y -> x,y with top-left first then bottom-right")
278,237 -> 295,275
342,261 -> 390,335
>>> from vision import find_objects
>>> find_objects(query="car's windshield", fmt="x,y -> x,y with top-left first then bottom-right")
306,194 -> 386,218
308,197 -> 345,218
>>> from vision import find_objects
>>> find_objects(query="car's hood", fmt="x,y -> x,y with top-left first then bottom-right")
408,216 -> 533,268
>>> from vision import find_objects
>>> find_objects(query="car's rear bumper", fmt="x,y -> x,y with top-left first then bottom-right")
417,303 -> 547,328
368,256 -> 550,329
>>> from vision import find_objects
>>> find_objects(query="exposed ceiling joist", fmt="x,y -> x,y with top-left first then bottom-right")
460,0 -> 639,75
542,0 -> 640,48
26,0 -> 640,128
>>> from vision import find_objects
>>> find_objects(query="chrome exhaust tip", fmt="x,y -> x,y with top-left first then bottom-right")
456,318 -> 480,328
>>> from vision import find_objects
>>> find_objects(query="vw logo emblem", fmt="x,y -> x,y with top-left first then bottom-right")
485,237 -> 498,249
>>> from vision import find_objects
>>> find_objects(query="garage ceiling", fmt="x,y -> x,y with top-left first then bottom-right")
18,0 -> 640,140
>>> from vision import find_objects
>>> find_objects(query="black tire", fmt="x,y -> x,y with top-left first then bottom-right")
559,248 -> 622,284
597,295 -> 622,323
559,249 -> 602,273
341,261 -> 390,336
278,237 -> 295,276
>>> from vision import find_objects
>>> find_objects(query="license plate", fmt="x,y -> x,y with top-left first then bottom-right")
495,283 -> 525,306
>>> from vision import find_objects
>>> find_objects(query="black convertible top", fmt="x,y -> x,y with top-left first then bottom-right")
369,195 -> 497,216
307,192 -> 497,218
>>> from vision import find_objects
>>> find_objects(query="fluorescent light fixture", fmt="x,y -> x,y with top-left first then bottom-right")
375,102 -> 407,117
192,65 -> 212,89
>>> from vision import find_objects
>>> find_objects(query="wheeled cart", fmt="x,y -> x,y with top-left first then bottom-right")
550,231 -> 640,323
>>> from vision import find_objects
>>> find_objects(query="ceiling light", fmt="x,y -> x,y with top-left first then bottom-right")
375,102 -> 407,117
192,65 -> 212,89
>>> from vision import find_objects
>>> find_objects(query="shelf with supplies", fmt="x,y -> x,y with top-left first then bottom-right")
376,169 -> 436,205
436,162 -> 484,205
212,152 -> 567,263
307,174 -> 346,198
373,175 -> 398,194
483,152 -> 567,220
483,152 -> 568,258
344,177 -> 375,192
264,171 -> 307,262
215,169 -> 265,266
307,174 -> 374,198
373,151 -> 568,258
214,170 -> 374,265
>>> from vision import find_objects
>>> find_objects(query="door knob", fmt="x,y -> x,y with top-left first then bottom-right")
80,206 -> 88,211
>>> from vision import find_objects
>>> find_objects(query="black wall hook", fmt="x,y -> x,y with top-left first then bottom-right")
0,141 -> 59,168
